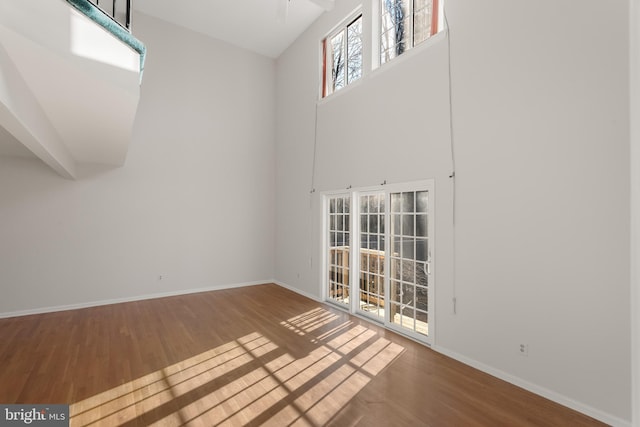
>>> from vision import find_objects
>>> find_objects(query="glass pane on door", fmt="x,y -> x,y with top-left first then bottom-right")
327,195 -> 351,306
357,193 -> 385,319
389,190 -> 430,336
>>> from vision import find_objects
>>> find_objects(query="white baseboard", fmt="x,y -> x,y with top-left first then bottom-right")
273,280 -> 322,302
0,280 -> 272,319
272,282 -> 630,426
1,281 -> 629,426
433,345 -> 631,427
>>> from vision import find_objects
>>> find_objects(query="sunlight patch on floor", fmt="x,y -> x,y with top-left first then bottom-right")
70,307 -> 404,427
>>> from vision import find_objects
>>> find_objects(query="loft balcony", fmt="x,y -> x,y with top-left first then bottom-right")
0,0 -> 146,178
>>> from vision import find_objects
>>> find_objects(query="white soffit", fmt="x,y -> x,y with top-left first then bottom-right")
0,125 -> 35,158
133,0 -> 329,58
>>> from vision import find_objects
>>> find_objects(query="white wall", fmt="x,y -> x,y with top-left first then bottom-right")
0,12 -> 276,315
276,0 -> 631,424
631,1 -> 640,425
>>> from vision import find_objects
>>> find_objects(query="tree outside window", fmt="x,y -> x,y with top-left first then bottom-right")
323,14 -> 363,97
380,0 -> 440,65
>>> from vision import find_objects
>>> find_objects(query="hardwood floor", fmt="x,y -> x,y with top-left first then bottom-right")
0,283 -> 605,426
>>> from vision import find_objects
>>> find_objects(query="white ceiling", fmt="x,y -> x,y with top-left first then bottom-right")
133,0 -> 329,58
0,0 -> 326,163
0,125 -> 34,158
0,0 -> 143,174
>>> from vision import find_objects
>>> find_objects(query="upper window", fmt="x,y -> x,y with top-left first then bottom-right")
380,0 -> 440,65
322,14 -> 363,97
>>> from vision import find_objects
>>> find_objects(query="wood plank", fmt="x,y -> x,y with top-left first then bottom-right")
0,284 -> 605,426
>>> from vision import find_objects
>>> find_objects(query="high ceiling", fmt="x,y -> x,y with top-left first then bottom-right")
0,125 -> 33,158
0,0 -> 330,161
133,0 -> 331,58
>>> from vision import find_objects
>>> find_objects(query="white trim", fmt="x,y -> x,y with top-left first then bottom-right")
320,194 -> 330,302
1,278 -> 622,424
323,192 -> 352,309
631,0 -> 640,424
375,0 -> 446,70
322,6 -> 364,46
349,191 -> 359,314
0,280 -> 272,319
353,189 -> 385,320
275,281 -> 626,425
370,0 -> 381,72
372,29 -> 446,76
320,7 -> 364,99
273,280 -> 323,302
317,31 -> 446,105
322,179 -> 435,195
433,345 -> 632,427
383,182 -> 435,346
282,277 -> 626,424
321,180 -> 435,346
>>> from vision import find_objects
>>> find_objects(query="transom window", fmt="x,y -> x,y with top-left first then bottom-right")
380,0 -> 441,65
320,3 -> 444,98
322,13 -> 363,97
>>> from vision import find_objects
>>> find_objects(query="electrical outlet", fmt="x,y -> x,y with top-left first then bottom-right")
519,343 -> 529,357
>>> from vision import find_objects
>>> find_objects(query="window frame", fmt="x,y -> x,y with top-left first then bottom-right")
321,10 -> 364,98
355,190 -> 387,322
325,193 -> 352,307
378,0 -> 441,67
322,180 -> 436,346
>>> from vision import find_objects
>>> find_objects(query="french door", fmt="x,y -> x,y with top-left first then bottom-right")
325,181 -> 434,345
327,195 -> 351,307
357,191 -> 386,321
